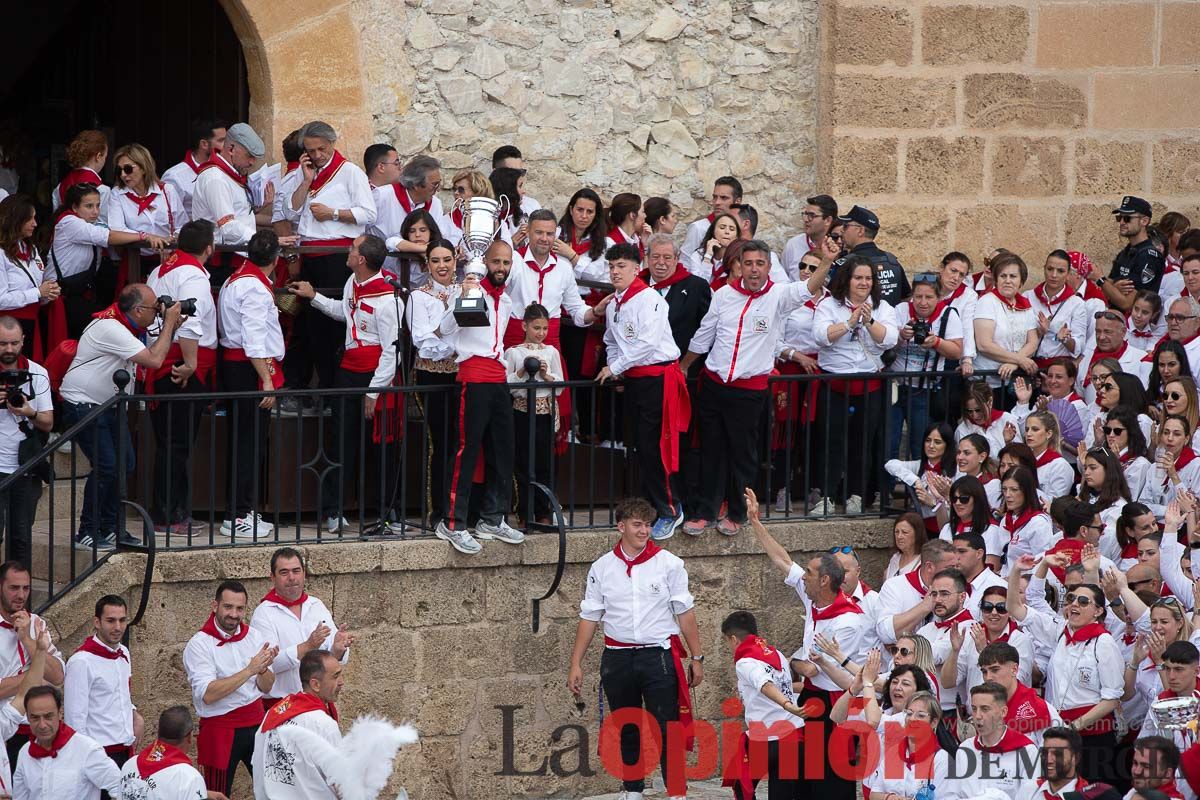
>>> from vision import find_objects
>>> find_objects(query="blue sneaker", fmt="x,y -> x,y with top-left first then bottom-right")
651,505 -> 685,541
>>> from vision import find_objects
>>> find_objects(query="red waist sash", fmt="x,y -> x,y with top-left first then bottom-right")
457,355 -> 506,383
196,700 -> 265,769
703,366 -> 769,391
341,343 -> 382,373
625,363 -> 692,475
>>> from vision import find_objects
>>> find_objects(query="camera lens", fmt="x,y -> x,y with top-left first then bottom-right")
179,298 -> 198,316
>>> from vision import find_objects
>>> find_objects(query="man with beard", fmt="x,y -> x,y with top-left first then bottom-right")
1016,726 -> 1123,800
0,317 -> 52,566
182,580 -> 278,796
783,194 -> 838,281
916,569 -> 977,728
0,562 -> 64,767
435,240 -> 527,553
1129,737 -> 1185,800
1106,196 -> 1165,311
252,650 -> 344,800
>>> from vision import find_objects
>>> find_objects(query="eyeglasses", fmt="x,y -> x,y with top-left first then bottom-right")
952,494 -> 971,504
1166,314 -> 1198,323
1166,391 -> 1185,402
453,185 -> 467,195
829,233 -> 843,242
1101,426 -> 1127,436
1093,379 -> 1113,391
1064,593 -> 1095,607
801,211 -> 822,221
1085,523 -> 1106,531
1094,311 -> 1125,322
829,546 -> 854,554
119,164 -> 137,175
895,647 -> 913,657
980,601 -> 1008,614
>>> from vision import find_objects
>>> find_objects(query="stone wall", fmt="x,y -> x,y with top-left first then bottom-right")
823,0 -> 1200,272
45,518 -> 892,799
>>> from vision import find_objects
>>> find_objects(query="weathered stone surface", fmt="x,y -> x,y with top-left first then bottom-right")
1162,3 -> 1200,65
405,10 -> 444,50
922,6 -> 1028,65
832,75 -> 956,129
1074,139 -> 1147,196
463,43 -> 507,79
963,74 -> 1088,129
831,136 -> 898,196
541,59 -> 590,97
645,6 -> 688,41
435,76 -> 485,116
905,136 -> 986,195
834,5 -> 913,66
650,119 -> 700,157
868,204 -> 952,269
1065,204 -> 1124,267
992,136 -> 1068,197
1153,138 -> 1200,196
955,204 -> 1062,264
1036,4 -> 1154,68
1094,74 -> 1200,130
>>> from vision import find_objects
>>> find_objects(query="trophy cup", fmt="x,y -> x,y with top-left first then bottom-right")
454,195 -> 509,327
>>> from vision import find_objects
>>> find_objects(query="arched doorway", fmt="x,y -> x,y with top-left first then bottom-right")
0,0 -> 249,215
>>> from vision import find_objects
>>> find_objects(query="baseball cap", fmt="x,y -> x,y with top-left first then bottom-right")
226,123 -> 265,159
838,205 -> 880,232
1112,195 -> 1152,218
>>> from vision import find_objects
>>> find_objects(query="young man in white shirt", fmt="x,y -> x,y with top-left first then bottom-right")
0,317 -> 52,566
783,194 -> 838,280
915,569 -> 975,725
681,176 -> 742,262
119,706 -> 211,800
181,580 -> 278,797
568,497 -> 704,800
252,650 -> 343,800
875,539 -> 954,646
63,595 -> 140,767
250,548 -> 352,704
946,682 -> 1039,800
13,685 -> 122,800
161,119 -> 228,218
1014,726 -> 1123,800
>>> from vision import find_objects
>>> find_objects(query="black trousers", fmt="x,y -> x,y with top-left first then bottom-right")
795,686 -> 856,800
695,376 -> 766,523
416,369 -> 458,527
734,736 -> 802,800
221,360 -> 269,517
201,724 -> 257,797
623,374 -> 678,519
321,368 -> 398,522
62,290 -> 98,340
817,386 -> 884,503
446,381 -> 514,530
5,728 -> 25,770
600,646 -> 681,793
0,473 -> 38,568
514,408 -> 553,521
299,253 -> 350,389
149,374 -> 202,524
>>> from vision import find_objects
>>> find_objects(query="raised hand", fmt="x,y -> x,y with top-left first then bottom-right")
862,648 -> 881,687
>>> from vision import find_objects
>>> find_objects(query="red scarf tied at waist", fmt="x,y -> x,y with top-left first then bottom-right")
196,700 -> 266,769
625,362 -> 692,475
259,691 -> 339,733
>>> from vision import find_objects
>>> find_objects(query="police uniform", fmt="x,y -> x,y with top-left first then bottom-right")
1110,196 -> 1166,293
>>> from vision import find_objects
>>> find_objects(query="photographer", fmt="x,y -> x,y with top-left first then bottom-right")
60,284 -> 182,551
0,317 -> 52,566
145,221 -> 218,535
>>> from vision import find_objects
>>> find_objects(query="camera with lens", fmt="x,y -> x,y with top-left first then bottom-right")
0,369 -> 30,408
157,295 -> 198,316
910,319 -> 932,344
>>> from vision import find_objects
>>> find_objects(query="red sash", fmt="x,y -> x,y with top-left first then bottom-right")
608,226 -> 644,260
196,700 -> 266,769
198,155 -> 247,188
1085,342 -> 1129,385
985,287 -> 1032,311
222,348 -> 284,389
144,344 -> 217,393
136,739 -> 193,779
341,344 -> 382,373
457,355 -> 506,383
605,634 -> 695,756
259,691 -> 339,733
307,150 -> 347,197
624,362 -> 692,474
1058,704 -> 1115,736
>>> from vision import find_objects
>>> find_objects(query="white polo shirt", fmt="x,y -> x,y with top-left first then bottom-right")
59,319 -> 147,406
182,623 -> 274,719
13,727 -> 123,800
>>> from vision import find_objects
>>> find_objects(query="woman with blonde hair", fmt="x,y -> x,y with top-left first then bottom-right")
443,169 -> 492,248
1023,410 -> 1074,497
1160,376 -> 1200,447
108,143 -> 186,282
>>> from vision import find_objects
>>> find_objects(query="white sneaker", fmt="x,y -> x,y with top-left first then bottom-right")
475,519 -> 525,544
324,515 -> 349,534
618,793 -> 645,800
221,511 -> 274,540
774,488 -> 791,512
845,494 -> 863,515
435,521 -> 482,554
808,497 -> 833,516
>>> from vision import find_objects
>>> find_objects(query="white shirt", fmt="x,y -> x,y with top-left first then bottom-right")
504,343 -> 565,402
784,563 -> 868,691
107,183 -> 188,255
579,546 -> 694,646
890,301 -> 964,377
290,156 -> 376,241
965,567 -> 1008,618
370,185 -> 451,262
0,613 -> 63,683
162,154 -> 205,217
735,649 -> 804,737
680,216 -> 711,262
146,256 -> 218,350
814,297 -> 900,374
1034,451 -> 1076,499
955,410 -> 1023,459
118,755 -> 206,800
945,730 -> 1040,800
1138,451 -> 1200,517
973,292 -> 1037,388
850,580 -> 883,656
63,637 -> 134,747
217,270 -> 285,360
875,570 -> 929,645
0,362 -> 51,474
999,512 -> 1054,571
945,283 -> 979,360
954,629 -> 1035,715
252,707 -> 341,800
1015,778 -> 1082,800
0,703 -> 27,795
777,291 -> 826,357
272,165 -> 304,227
0,248 -> 46,313
51,170 -> 109,215
689,281 -> 814,382
60,319 -> 148,406
916,613 -> 975,709
438,285 -> 512,366
406,282 -> 457,363
191,155 -> 256,248
248,595 -> 348,698
782,233 -> 817,281
13,729 -> 122,800
182,623 -> 273,718
602,284 -> 680,377
867,748 -> 948,799
1076,340 -> 1150,404
311,273 -> 402,397
47,214 -> 108,281
1023,285 -> 1087,360
883,552 -> 920,582
505,249 -> 590,327
1022,608 -> 1124,714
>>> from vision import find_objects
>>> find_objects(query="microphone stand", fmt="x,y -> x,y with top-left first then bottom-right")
372,275 -> 411,538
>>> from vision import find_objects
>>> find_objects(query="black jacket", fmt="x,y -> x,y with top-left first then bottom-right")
832,241 -> 910,307
654,273 -> 712,356
1110,237 -> 1165,292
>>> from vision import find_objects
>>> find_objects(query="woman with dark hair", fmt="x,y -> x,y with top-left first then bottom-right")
1085,371 -> 1153,449
886,511 -> 926,580
931,475 -> 1003,569
396,209 -> 442,290
0,196 -> 59,357
937,251 -> 978,383
954,380 -> 1021,456
605,192 -> 646,260
489,166 -> 526,245
687,211 -> 739,282
1098,405 -> 1152,498
947,433 -> 1000,508
1160,210 -> 1191,272
554,188 -> 607,279
1138,413 -> 1200,516
811,255 -> 899,515
643,196 -> 677,234
1115,501 -> 1157,569
865,691 -> 952,800
1078,446 -> 1132,562
999,465 -> 1051,569
1147,338 -> 1190,408
1128,290 -> 1164,347
885,421 -> 956,533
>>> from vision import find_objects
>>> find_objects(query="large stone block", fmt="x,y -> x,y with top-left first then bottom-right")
265,11 -> 364,111
832,76 -> 956,129
992,136 -> 1068,197
954,205 -> 1062,265
921,6 -> 1028,65
1153,138 -> 1200,196
1162,4 -> 1200,65
400,570 -> 485,627
1074,139 -> 1147,197
868,205 -> 951,270
831,137 -> 898,196
1065,204 -> 1124,266
963,74 -> 1087,129
1094,74 -> 1200,130
905,136 -> 986,195
1035,4 -> 1154,67
833,6 -> 914,66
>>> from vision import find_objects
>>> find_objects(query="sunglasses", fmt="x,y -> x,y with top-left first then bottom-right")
829,546 -> 854,554
119,164 -> 137,175
980,601 -> 1008,614
913,272 -> 939,285
895,647 -> 913,657
1064,593 -> 1095,607
1155,597 -> 1183,607
1094,311 -> 1125,322
1101,426 -> 1126,436
1117,214 -> 1138,223
952,494 -> 971,504
829,233 -> 843,242
1166,391 -> 1185,402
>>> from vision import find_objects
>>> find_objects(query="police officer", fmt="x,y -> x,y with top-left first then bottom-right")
831,205 -> 910,307
1105,194 -> 1165,311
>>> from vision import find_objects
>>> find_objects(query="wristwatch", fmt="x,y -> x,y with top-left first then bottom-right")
332,209 -> 340,222
1109,595 -> 1124,606
690,655 -> 705,663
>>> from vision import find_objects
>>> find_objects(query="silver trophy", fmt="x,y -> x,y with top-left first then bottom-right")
454,195 -> 509,327
1150,695 -> 1199,730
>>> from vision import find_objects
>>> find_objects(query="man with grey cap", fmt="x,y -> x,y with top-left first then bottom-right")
1105,194 -> 1165,311
830,204 -> 909,307
288,121 -> 377,390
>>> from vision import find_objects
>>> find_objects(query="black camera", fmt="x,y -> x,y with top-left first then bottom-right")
157,295 -> 198,316
0,369 -> 30,408
910,319 -> 932,344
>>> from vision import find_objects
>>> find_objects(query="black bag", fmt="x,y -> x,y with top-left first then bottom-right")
49,244 -> 98,296
16,425 -> 52,485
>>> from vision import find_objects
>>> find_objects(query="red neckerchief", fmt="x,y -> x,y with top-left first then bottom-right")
1035,448 -> 1063,468
28,724 -> 75,759
1169,448 -> 1200,487
1034,283 -> 1071,308
283,160 -> 300,177
198,154 -> 247,187
811,592 -> 864,621
988,408 -> 1004,427
907,300 -> 950,333
1159,687 -> 1200,701
1120,539 -> 1138,559
566,227 -> 592,255
922,459 -> 944,476
308,150 -> 347,197
136,739 -> 193,779
123,190 -> 160,216
613,540 -> 661,577
92,303 -> 146,340
518,249 -> 558,304
1003,508 -> 1041,535
157,250 -> 209,280
227,261 -> 274,293
451,207 -> 464,230
1130,326 -> 1156,341
934,608 -> 973,630
393,184 -> 425,215
988,619 -> 1020,643
974,726 -> 1033,754
1046,538 -> 1085,582
1085,342 -> 1129,385
14,242 -> 33,263
986,287 -> 1032,311
641,265 -> 690,290
183,151 -> 203,174
945,282 -> 968,303
905,569 -> 928,597
259,691 -> 340,733
1062,622 -> 1108,645
728,278 -> 774,298
199,613 -> 250,646
613,278 -> 650,319
75,635 -> 128,662
607,226 -> 644,259
261,589 -> 308,608
733,636 -> 783,671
